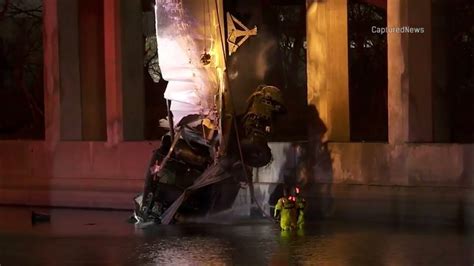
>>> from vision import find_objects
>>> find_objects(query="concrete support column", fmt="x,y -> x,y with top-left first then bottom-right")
58,0 -> 82,140
306,0 -> 350,142
78,0 -> 107,141
388,0 -> 432,144
104,0 -> 123,145
43,0 -> 60,146
120,0 -> 145,140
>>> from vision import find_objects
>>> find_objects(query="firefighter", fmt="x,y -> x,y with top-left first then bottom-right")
274,187 -> 297,231
295,186 -> 306,229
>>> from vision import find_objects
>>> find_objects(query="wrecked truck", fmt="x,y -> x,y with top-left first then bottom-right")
132,0 -> 286,225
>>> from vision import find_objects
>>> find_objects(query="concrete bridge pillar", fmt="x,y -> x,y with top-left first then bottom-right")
54,0 -> 145,143
57,0 -> 82,140
104,0 -> 146,143
306,0 -> 350,142
388,0 -> 433,144
78,0 -> 107,141
119,0 -> 145,141
43,0 -> 60,145
104,0 -> 124,145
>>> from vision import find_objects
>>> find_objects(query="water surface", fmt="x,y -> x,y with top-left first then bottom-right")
0,207 -> 472,265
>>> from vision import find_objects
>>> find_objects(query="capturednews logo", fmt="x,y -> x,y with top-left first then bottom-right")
372,26 -> 425,34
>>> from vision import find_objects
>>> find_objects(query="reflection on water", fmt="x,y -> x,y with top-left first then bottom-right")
137,236 -> 233,265
0,207 -> 473,265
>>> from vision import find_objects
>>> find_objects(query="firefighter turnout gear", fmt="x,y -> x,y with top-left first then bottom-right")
296,196 -> 306,229
274,197 -> 297,231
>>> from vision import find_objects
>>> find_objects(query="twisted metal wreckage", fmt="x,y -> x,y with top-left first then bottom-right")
133,0 -> 285,225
